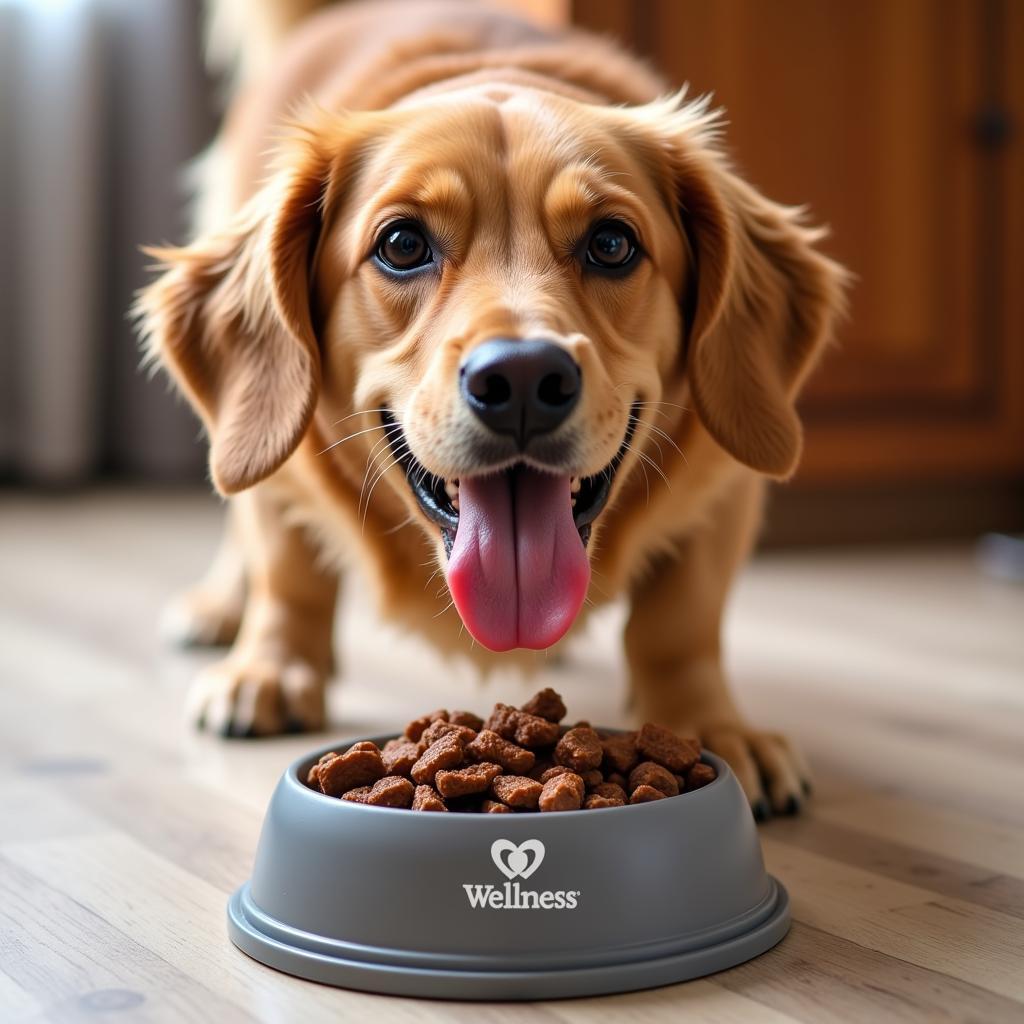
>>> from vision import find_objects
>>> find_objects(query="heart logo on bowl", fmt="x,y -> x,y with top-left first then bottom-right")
491,838 -> 545,880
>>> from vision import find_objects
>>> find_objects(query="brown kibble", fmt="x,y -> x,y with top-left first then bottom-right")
584,793 -> 623,809
513,711 -> 560,748
636,723 -> 700,774
527,756 -> 554,781
686,762 -> 717,791
484,703 -> 520,740
410,732 -> 464,785
411,785 -> 448,812
591,781 -> 627,803
606,771 -> 627,789
382,740 -> 420,777
317,746 -> 386,797
629,761 -> 680,798
554,727 -> 603,772
581,769 -> 604,789
435,762 -> 502,799
365,775 -> 415,808
481,799 -> 512,814
466,730 -> 535,774
421,718 -> 477,747
629,784 -> 666,804
539,764 -> 575,783
341,786 -> 372,803
491,775 -> 544,810
520,687 -> 567,723
450,709 -> 484,731
348,741 -> 381,754
404,709 -> 448,742
539,772 -> 585,811
601,732 -> 639,775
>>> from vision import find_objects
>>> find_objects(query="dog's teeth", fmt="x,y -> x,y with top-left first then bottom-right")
570,476 -> 581,494
571,498 -> 576,508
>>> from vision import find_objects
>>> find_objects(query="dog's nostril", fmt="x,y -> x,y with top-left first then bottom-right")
472,373 -> 512,407
537,371 -> 575,408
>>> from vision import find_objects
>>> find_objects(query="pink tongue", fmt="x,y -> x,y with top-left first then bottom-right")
446,468 -> 590,652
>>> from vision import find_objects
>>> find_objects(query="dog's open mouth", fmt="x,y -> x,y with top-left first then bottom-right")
381,407 -> 637,653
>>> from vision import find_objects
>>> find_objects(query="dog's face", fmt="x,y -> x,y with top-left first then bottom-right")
139,89 -> 844,652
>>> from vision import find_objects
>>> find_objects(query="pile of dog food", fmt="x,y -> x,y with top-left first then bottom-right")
306,689 -> 716,813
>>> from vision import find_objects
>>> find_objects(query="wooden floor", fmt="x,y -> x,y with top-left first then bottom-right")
1,488 -> 1022,1023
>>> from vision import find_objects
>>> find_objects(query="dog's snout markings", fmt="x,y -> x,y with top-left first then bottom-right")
459,338 -> 581,448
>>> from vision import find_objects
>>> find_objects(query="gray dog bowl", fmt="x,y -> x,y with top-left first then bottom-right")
228,737 -> 790,1000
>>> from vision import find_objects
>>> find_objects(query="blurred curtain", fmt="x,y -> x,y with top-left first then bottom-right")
0,0 -> 215,484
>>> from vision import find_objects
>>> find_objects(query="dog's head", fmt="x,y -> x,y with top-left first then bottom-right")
138,89 -> 846,652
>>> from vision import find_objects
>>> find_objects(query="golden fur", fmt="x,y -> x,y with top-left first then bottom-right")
137,0 -> 847,815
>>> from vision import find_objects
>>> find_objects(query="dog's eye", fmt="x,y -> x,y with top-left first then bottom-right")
584,220 -> 638,271
376,221 -> 433,272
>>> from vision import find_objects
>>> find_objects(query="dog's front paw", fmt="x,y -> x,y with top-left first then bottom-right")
186,655 -> 326,737
697,722 -> 812,821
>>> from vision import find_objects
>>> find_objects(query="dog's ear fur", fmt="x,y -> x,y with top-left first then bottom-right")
136,127 -> 335,494
658,100 -> 849,478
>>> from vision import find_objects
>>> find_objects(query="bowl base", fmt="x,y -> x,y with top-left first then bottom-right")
227,878 -> 790,1001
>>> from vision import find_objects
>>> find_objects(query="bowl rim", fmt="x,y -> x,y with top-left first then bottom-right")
288,732 -> 730,820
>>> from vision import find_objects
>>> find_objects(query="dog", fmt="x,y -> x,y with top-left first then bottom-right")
137,0 -> 847,818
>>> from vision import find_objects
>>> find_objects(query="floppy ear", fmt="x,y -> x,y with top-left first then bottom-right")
671,128 -> 849,478
135,132 -> 333,494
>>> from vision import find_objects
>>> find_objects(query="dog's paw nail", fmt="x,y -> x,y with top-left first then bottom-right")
782,794 -> 802,816
752,798 -> 771,822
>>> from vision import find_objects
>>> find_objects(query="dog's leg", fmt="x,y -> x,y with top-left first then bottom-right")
186,487 -> 338,736
624,474 -> 810,818
160,502 -> 247,648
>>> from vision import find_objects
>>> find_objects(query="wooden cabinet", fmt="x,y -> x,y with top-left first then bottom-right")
558,0 -> 1024,537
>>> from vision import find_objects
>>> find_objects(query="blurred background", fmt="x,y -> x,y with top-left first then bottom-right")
1,0 -> 1021,549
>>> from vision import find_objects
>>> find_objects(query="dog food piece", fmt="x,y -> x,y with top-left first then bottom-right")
601,732 -> 640,775
450,709 -> 484,731
584,793 -> 624,810
520,687 -> 567,723
481,799 -> 512,814
539,771 -> 585,812
485,703 -> 560,748
348,741 -> 381,754
629,761 -> 681,798
554,727 -> 603,772
435,762 -> 502,798
538,764 -> 575,783
484,703 -> 520,740
591,781 -> 627,804
365,775 -> 415,808
317,745 -> 386,797
491,774 -> 544,810
404,709 -> 448,742
411,785 -> 448,812
528,756 -> 555,781
606,771 -> 627,789
686,762 -> 718,790
629,784 -> 667,804
581,769 -> 604,789
466,730 -> 535,774
636,723 -> 700,774
421,718 -> 477,747
381,740 -> 420,777
513,711 -> 560,748
306,750 -> 341,786
410,732 -> 465,785
341,786 -> 372,803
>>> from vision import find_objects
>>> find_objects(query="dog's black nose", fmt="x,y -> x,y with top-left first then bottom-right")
460,339 -> 581,447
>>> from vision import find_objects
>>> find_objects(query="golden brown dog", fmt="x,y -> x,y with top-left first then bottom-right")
137,0 -> 847,817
